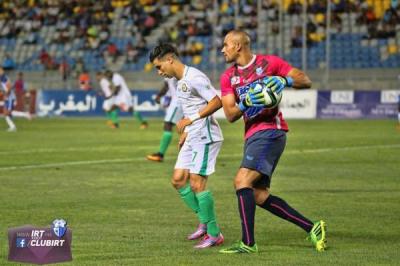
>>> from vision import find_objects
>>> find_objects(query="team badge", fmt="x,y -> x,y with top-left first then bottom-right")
52,219 -> 67,238
230,76 -> 240,85
256,67 -> 263,76
181,83 -> 188,92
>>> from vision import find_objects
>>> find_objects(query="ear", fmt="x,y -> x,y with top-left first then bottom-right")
235,42 -> 242,52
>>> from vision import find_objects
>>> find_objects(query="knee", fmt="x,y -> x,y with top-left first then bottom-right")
171,174 -> 186,189
234,175 -> 250,189
254,188 -> 269,205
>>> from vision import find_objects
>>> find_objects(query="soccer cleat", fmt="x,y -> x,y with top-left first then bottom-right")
140,122 -> 148,129
308,220 -> 327,252
219,240 -> 258,254
146,152 -> 164,162
7,127 -> 17,132
187,223 -> 207,240
194,233 -> 224,249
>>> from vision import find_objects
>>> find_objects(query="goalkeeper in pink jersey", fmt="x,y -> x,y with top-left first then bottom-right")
218,30 -> 327,254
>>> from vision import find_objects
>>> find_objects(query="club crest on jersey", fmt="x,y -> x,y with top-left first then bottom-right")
230,76 -> 240,85
181,83 -> 188,92
256,67 -> 263,76
52,219 -> 67,238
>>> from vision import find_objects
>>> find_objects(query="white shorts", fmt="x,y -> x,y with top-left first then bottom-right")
175,141 -> 222,176
114,93 -> 133,111
164,100 -> 183,124
102,97 -> 115,111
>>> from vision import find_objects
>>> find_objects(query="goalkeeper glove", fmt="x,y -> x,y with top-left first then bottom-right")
263,76 -> 293,94
238,83 -> 266,112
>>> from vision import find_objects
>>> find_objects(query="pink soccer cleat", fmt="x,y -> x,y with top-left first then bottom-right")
194,233 -> 224,249
187,224 -> 207,240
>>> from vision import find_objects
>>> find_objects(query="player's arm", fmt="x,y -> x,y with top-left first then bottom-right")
176,96 -> 222,134
155,81 -> 169,103
287,68 -> 312,89
221,93 -> 243,123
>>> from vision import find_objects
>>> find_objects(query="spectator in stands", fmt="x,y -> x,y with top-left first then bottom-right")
2,54 -> 16,70
126,42 -> 138,63
59,57 -> 70,82
72,58 -> 85,78
14,72 -> 25,95
105,42 -> 119,63
79,71 -> 92,91
288,0 -> 303,15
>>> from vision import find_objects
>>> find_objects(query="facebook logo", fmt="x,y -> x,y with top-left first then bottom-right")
16,238 -> 27,248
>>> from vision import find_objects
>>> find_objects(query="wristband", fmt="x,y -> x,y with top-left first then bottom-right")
238,100 -> 248,112
284,76 -> 293,87
188,113 -> 201,122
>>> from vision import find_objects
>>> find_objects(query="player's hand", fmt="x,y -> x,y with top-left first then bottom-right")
155,94 -> 161,104
176,118 -> 192,134
262,76 -> 293,94
178,132 -> 187,151
245,84 -> 266,107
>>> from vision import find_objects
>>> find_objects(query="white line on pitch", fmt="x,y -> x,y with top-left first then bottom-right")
0,144 -> 398,172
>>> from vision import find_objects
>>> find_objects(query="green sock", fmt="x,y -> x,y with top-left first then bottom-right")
196,190 -> 220,237
110,109 -> 119,125
159,131 -> 173,155
178,184 -> 206,224
133,111 -> 145,123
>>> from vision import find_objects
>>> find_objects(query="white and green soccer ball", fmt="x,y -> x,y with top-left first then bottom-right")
252,82 -> 283,109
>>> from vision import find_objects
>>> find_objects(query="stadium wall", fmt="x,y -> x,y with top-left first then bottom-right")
34,89 -> 399,119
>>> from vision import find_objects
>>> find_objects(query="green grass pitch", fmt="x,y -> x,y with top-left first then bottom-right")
0,118 -> 399,265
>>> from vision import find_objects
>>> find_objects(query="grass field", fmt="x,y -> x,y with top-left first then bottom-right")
0,118 -> 399,265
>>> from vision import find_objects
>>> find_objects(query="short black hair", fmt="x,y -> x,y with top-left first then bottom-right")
149,43 -> 179,63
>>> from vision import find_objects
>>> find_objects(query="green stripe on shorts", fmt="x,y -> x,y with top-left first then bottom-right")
199,144 -> 210,176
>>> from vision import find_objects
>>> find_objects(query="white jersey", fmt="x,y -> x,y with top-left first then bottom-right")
177,66 -> 223,144
112,73 -> 131,98
1,74 -> 15,100
164,77 -> 178,99
99,78 -> 112,98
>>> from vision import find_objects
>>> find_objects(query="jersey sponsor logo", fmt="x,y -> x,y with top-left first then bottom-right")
256,67 -> 263,76
230,76 -> 240,85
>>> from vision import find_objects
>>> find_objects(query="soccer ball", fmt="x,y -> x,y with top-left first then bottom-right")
251,82 -> 283,109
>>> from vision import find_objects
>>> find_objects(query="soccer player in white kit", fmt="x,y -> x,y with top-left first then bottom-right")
104,70 -> 148,129
96,71 -> 119,128
0,67 -> 17,131
149,43 -> 224,248
147,77 -> 183,162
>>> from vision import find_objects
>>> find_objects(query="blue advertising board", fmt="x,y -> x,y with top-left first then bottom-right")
37,90 -> 164,117
317,90 -> 399,119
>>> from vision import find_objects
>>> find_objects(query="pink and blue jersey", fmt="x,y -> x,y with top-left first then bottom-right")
220,54 -> 292,139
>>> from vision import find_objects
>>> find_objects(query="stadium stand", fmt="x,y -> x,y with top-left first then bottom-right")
0,0 -> 399,91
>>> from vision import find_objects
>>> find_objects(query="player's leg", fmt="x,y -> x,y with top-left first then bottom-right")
4,100 -> 16,131
147,103 -> 182,161
109,106 -> 119,128
221,130 -> 287,254
250,130 -> 326,251
103,99 -> 119,128
147,122 -> 173,162
190,142 -> 224,248
173,142 -> 205,239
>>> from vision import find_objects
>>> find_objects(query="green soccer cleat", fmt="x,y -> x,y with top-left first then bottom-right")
219,240 -> 258,254
308,220 -> 327,252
